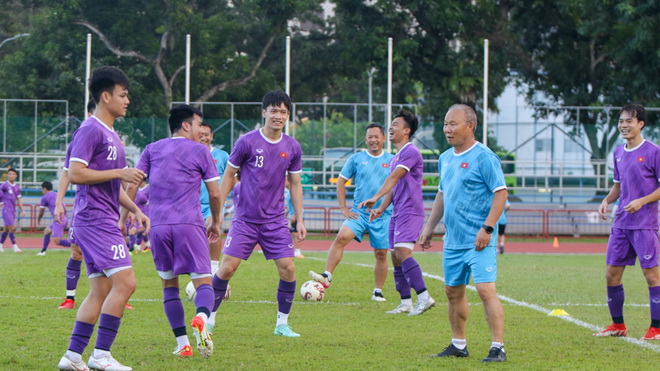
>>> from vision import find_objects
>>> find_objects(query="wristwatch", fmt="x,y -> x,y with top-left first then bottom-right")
481,224 -> 494,234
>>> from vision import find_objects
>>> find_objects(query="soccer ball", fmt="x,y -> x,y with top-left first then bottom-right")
185,281 -> 231,302
300,280 -> 325,301
185,281 -> 197,301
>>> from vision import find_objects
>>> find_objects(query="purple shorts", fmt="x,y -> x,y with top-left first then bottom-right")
389,214 -> 424,250
3,208 -> 15,226
607,228 -> 659,269
149,224 -> 211,276
224,218 -> 294,260
75,223 -> 132,276
49,215 -> 68,238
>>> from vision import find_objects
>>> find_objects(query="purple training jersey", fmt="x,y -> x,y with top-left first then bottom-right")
134,185 -> 150,217
227,129 -> 302,223
0,181 -> 21,212
40,191 -> 67,219
612,140 -> 660,230
390,142 -> 425,217
136,137 -> 219,227
69,117 -> 127,226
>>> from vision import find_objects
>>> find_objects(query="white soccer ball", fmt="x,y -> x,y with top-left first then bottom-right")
300,280 -> 325,301
185,281 -> 231,302
185,281 -> 197,302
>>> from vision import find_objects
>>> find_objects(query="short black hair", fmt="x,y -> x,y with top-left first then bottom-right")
7,168 -> 17,175
201,121 -> 213,132
87,100 -> 96,114
394,109 -> 419,138
168,104 -> 203,134
619,104 -> 648,129
89,66 -> 130,104
366,123 -> 385,135
41,181 -> 53,190
262,90 -> 291,112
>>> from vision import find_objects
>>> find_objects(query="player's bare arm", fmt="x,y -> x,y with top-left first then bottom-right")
54,170 -> 69,224
288,172 -> 307,241
119,187 -> 150,234
419,191 -> 445,249
37,207 -> 45,224
218,166 -> 238,208
369,190 -> 392,222
359,166 -> 407,210
475,189 -> 508,251
69,162 -> 145,185
337,176 -> 358,220
598,183 -> 621,220
623,185 -> 660,214
204,180 -> 222,243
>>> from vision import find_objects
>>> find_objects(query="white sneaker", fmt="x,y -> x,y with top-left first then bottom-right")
309,271 -> 330,288
385,303 -> 413,314
58,354 -> 90,371
12,244 -> 21,253
409,296 -> 436,316
371,292 -> 387,302
37,251 -> 46,256
87,353 -> 132,371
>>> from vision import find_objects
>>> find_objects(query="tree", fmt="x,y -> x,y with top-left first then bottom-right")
507,0 -> 660,191
287,0 -> 512,153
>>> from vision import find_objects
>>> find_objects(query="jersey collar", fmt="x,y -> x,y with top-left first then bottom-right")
452,141 -> 479,156
624,138 -> 646,152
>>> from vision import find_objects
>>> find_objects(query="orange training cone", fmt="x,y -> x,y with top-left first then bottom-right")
552,237 -> 559,248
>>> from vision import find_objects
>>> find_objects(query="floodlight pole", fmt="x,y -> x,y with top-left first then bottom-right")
84,33 -> 92,117
483,39 -> 489,146
285,36 -> 291,134
185,34 -> 191,104
387,37 -> 393,153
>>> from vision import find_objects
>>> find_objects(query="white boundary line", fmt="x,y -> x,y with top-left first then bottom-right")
306,256 -> 660,353
0,295 -> 360,306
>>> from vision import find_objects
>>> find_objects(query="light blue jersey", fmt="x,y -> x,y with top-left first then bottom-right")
201,147 -> 229,218
339,150 -> 394,216
497,200 -> 510,226
439,142 -> 506,250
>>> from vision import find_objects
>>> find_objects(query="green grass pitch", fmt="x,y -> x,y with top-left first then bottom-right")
1,249 -> 658,370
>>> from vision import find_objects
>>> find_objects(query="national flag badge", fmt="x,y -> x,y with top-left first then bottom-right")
382,163 -> 389,168
280,152 -> 288,158
213,159 -> 218,164
461,162 -> 469,169
638,156 -> 645,162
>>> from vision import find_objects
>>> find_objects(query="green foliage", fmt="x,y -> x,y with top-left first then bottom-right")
1,250 -> 659,369
508,0 -> 660,159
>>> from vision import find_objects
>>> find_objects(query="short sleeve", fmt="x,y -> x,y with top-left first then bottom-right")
396,146 -> 420,172
40,196 -> 48,208
287,141 -> 303,173
16,186 -> 21,197
201,147 -> 220,182
136,145 -> 151,177
612,149 -> 620,183
69,126 -> 98,166
480,153 -> 507,193
227,136 -> 249,169
339,153 -> 357,180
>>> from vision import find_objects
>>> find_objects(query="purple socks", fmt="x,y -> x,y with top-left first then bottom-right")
163,287 -> 186,337
42,235 -> 51,252
66,258 -> 82,298
393,266 -> 412,299
67,321 -> 95,355
194,284 -> 213,317
212,275 -> 229,311
607,284 -> 625,323
277,279 -> 296,314
94,314 -> 122,351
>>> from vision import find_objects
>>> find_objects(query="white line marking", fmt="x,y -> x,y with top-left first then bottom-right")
306,256 -> 660,352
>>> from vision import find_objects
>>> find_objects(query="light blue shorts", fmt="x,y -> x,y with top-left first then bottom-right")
443,246 -> 498,286
343,210 -> 390,250
201,204 -> 211,220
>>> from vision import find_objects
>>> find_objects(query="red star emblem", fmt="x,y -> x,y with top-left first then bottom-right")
213,159 -> 218,164
638,156 -> 645,162
382,163 -> 389,168
280,152 -> 288,158
461,162 -> 469,169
